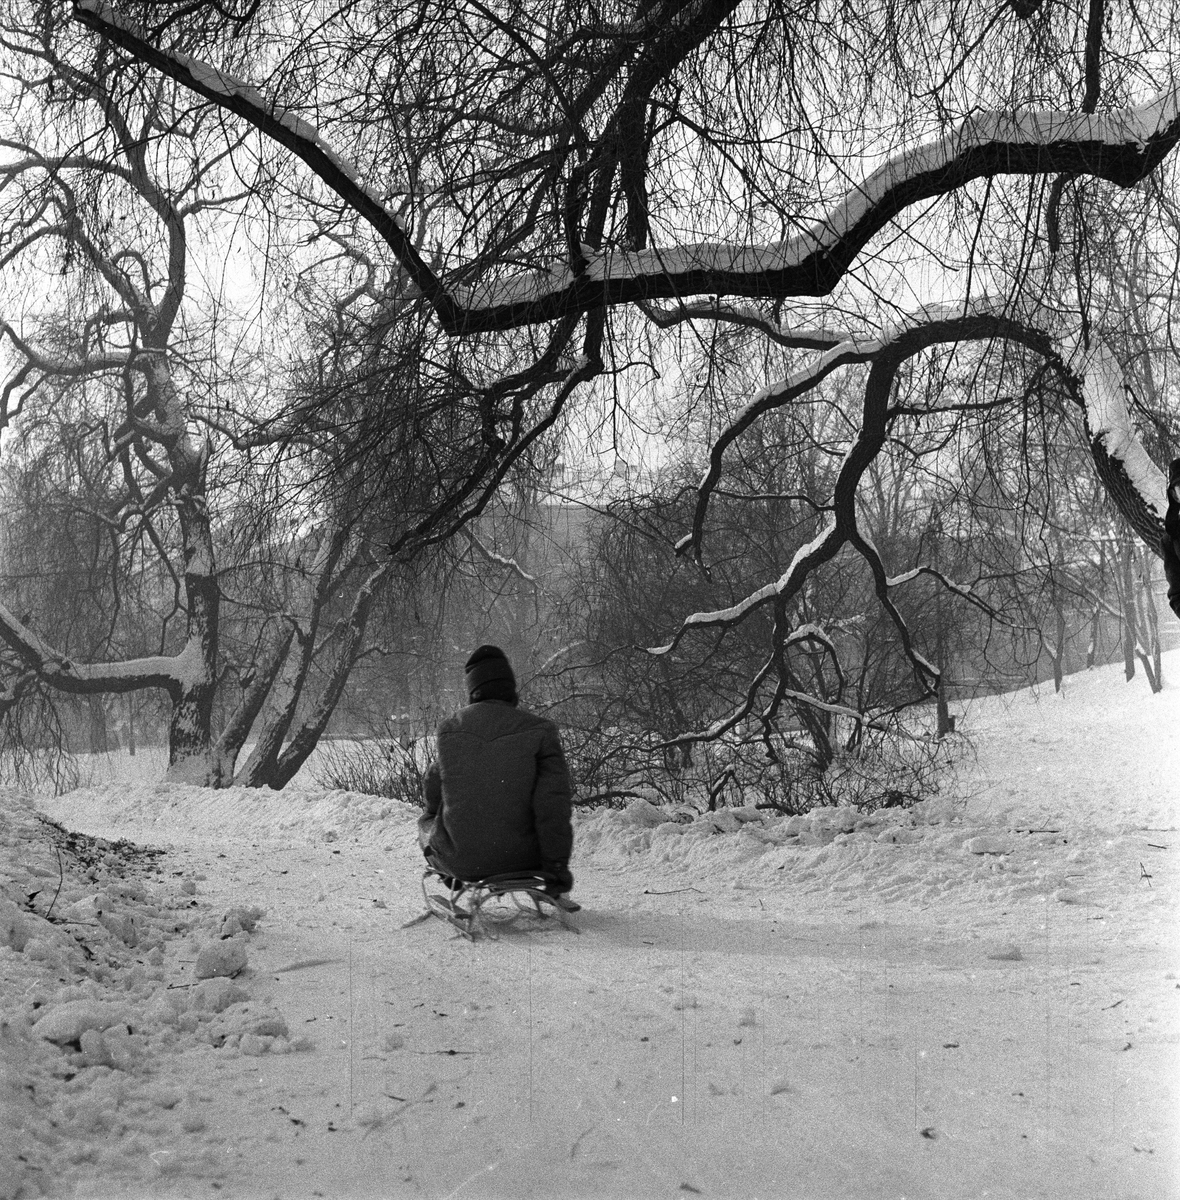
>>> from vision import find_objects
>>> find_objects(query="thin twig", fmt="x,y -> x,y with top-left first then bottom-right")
44,841 -> 65,921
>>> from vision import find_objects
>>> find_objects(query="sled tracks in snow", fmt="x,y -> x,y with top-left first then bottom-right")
403,870 -> 581,941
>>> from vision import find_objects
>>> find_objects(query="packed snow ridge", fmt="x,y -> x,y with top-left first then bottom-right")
1,800 -> 313,1196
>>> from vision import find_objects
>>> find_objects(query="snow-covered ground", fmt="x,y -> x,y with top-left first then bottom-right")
3,654 -> 1178,1199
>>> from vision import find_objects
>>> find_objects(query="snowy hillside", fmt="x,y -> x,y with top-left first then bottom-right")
2,654 -> 1178,1199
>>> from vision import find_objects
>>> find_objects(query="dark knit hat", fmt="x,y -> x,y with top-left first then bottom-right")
464,644 -> 516,701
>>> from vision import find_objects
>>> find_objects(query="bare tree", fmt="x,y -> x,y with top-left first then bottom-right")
0,7 -> 262,777
0,6 -> 423,784
64,0 -> 1180,761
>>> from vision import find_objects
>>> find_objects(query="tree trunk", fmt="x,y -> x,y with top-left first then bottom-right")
87,695 -> 109,755
263,562 -> 391,789
1051,603 -> 1066,693
1121,541 -> 1137,682
1135,549 -> 1163,693
232,626 -> 314,786
934,613 -> 954,734
232,526 -> 350,787
1087,540 -> 1106,669
163,470 -> 221,783
209,624 -> 296,785
1085,606 -> 1101,669
936,675 -> 954,736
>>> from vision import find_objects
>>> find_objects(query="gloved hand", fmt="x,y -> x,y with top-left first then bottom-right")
542,861 -> 574,895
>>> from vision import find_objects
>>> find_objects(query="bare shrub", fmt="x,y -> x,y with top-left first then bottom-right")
772,726 -> 966,814
313,732 -> 432,808
563,706 -> 966,818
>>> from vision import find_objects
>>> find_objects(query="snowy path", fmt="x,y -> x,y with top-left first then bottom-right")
205,888 -> 1175,1200
24,820 -> 1172,1200
6,655 -> 1178,1199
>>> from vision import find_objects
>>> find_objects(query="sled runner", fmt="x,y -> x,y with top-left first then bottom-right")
410,869 -> 581,940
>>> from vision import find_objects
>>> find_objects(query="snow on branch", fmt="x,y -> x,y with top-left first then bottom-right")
652,305 -> 1172,700
652,653 -> 779,746
783,622 -> 840,657
447,85 -> 1180,330
651,317 -> 1173,766
463,528 -> 538,584
649,517 -> 843,655
72,3 -> 1180,335
884,564 -> 1012,625
0,599 -> 200,695
645,304 -> 1172,753
683,301 -> 1171,572
1062,340 -> 1168,548
0,320 -> 132,379
536,641 -> 585,675
459,88 -> 1180,327
659,673 -> 873,751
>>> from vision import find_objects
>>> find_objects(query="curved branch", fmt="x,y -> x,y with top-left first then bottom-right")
679,331 -> 880,559
463,527 -> 538,586
638,299 -> 847,349
651,516 -> 845,654
0,362 -> 36,427
682,304 -> 1033,560
72,3 -> 1180,335
656,305 -> 1169,669
650,652 -> 779,747
847,527 -> 940,695
0,667 -> 39,717
653,669 -> 876,752
0,598 -> 191,697
885,563 -> 1007,624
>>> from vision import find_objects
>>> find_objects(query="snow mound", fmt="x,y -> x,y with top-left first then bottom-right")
41,782 -> 421,849
574,654 -> 1180,910
0,791 -> 313,1198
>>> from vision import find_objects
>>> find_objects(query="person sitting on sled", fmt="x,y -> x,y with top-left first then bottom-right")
418,644 -> 575,900
1165,457 -> 1180,620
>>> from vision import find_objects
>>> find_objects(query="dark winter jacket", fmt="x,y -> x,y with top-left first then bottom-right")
418,700 -> 573,886
1165,458 -> 1180,620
